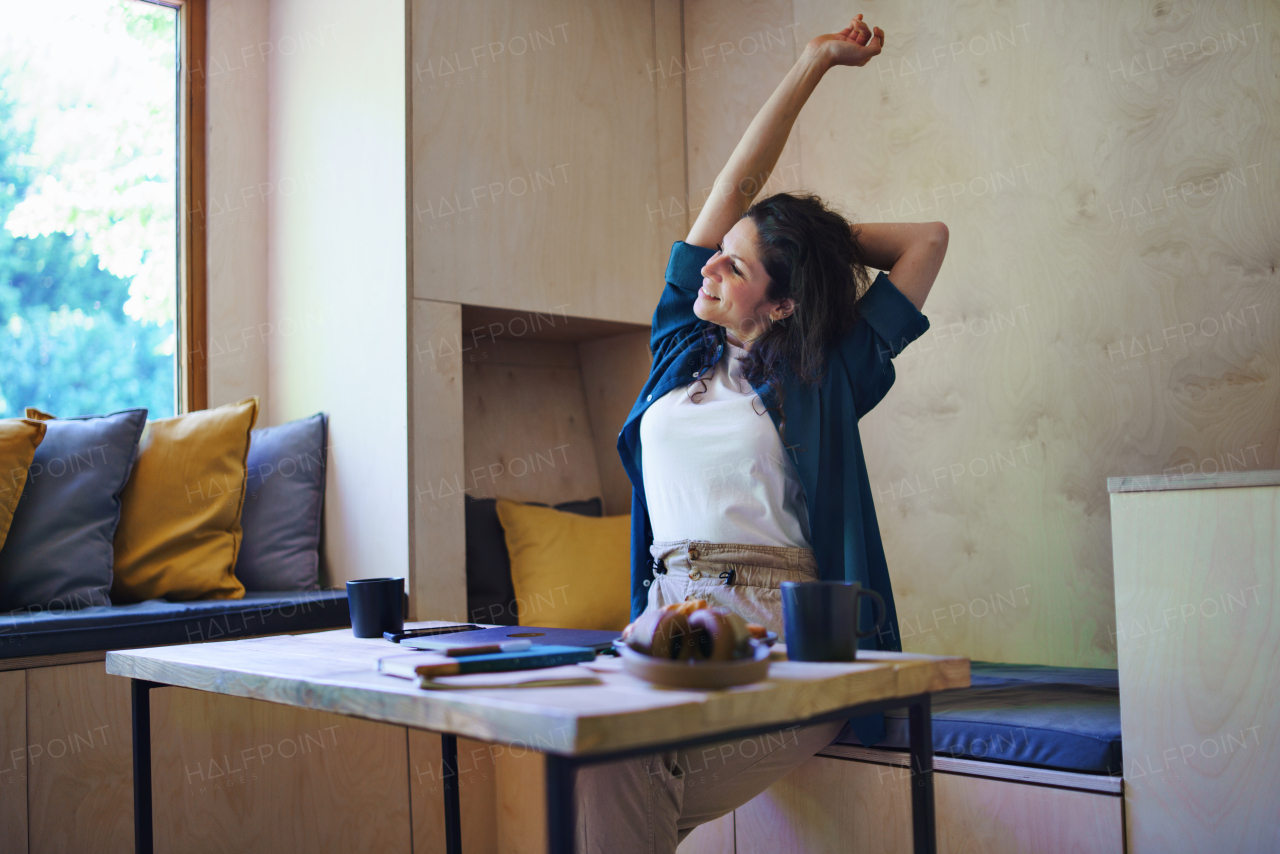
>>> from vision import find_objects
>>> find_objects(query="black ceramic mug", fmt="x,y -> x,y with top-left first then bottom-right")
780,581 -> 887,661
346,577 -> 405,638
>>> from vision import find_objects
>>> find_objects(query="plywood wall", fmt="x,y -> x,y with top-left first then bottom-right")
267,0 -> 409,588
687,0 -> 1279,667
462,338 -> 605,507
409,0 -> 687,324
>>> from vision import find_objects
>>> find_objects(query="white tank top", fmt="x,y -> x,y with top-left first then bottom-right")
639,341 -> 812,548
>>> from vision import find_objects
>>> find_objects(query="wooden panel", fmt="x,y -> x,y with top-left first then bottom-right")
494,748 -> 546,854
462,340 -> 604,506
736,754 -> 912,853
1112,485 -> 1279,853
409,731 -> 499,854
736,755 -> 1123,853
1110,468 -> 1280,493
654,0 -> 689,243
460,304 -> 645,344
578,331 -> 653,515
746,0 -> 1280,668
106,635 -> 969,758
0,669 -> 26,854
935,772 -> 1123,854
684,0 -> 807,216
180,0 -> 209,413
0,649 -> 106,673
26,663 -> 134,854
151,687 -> 411,854
267,0 -> 408,590
205,0 -> 271,410
413,298 -> 467,621
679,812 -> 736,854
410,0 -> 683,324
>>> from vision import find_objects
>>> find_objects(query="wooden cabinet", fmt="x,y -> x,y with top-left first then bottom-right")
409,0 -> 686,324
1110,471 -> 1280,853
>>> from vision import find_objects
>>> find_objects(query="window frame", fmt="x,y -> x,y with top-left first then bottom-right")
153,0 -> 208,413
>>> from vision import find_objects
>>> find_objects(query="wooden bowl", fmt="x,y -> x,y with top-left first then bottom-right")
617,640 -> 772,689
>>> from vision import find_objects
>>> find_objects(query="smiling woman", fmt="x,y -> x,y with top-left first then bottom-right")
0,0 -> 181,418
584,13 -> 949,854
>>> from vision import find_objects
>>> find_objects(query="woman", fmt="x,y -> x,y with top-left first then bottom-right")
577,14 -> 948,853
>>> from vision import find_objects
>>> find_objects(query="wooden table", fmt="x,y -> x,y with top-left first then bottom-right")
106,626 -> 969,854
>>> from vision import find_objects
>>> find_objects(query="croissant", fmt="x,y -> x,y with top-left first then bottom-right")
625,602 -> 761,661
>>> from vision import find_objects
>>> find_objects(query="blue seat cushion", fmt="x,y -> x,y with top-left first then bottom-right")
834,661 -> 1122,775
0,590 -> 349,659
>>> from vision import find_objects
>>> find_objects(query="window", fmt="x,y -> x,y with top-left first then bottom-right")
0,0 -> 190,418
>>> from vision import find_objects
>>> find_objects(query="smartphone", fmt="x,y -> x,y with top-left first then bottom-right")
382,624 -> 482,643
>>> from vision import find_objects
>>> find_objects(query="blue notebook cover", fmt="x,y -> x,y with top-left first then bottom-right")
443,645 -> 596,674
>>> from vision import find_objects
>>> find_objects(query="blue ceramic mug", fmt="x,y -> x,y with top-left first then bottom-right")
781,581 -> 886,661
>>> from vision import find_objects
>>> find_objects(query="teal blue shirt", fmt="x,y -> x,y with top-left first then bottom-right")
616,240 -> 930,745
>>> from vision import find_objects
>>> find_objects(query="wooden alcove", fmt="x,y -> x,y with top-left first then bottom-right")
458,304 -> 652,517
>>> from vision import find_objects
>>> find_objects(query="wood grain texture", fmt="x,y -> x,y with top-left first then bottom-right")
410,0 -> 685,323
205,0 -> 271,410
1109,468 -> 1280,493
0,669 -> 26,854
412,299 -> 468,622
26,663 -> 133,854
683,0 -> 808,216
150,687 -> 411,854
678,811 -> 736,854
578,331 -> 653,515
494,748 -> 546,854
409,731 -> 499,854
736,755 -> 1123,853
0,649 -> 105,673
462,342 -> 604,506
1111,485 -> 1279,853
180,0 -> 209,413
735,753 -> 913,854
702,0 -> 1280,669
105,631 -> 968,758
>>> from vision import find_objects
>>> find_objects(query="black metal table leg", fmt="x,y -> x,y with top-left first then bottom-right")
544,753 -> 575,852
131,680 -> 162,854
908,696 -> 937,854
441,733 -> 462,854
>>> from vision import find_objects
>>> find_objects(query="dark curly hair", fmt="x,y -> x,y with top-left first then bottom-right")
691,191 -> 873,443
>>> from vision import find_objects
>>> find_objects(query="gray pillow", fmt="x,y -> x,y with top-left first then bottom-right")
233,413 -> 327,591
0,409 -> 147,612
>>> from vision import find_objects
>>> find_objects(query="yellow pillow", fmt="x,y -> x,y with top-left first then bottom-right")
0,418 -> 48,551
495,499 -> 630,631
111,397 -> 259,602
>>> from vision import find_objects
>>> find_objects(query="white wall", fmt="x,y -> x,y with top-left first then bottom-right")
267,0 -> 408,587
205,0 -> 270,410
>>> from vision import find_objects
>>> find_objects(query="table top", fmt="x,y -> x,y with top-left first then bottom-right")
105,623 -> 970,757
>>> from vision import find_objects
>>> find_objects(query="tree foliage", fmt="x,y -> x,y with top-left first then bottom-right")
0,0 -> 176,418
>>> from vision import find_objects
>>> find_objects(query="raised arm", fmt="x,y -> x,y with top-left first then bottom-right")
686,15 -> 885,251
856,221 -> 949,312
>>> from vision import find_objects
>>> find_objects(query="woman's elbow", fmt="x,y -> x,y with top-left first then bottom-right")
926,221 -> 949,258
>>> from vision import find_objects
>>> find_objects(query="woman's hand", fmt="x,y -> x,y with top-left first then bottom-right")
807,14 -> 884,69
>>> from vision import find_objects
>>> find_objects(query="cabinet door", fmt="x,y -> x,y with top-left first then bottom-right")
410,0 -> 687,324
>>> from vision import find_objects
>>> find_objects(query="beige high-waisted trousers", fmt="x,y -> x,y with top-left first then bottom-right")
573,540 -> 846,854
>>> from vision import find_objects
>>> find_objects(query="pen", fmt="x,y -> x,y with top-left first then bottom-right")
441,640 -> 533,657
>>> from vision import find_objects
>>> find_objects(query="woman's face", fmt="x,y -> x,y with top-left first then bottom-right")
694,218 -> 792,345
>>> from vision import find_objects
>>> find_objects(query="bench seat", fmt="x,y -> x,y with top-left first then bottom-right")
834,661 -> 1122,776
0,590 -> 350,659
